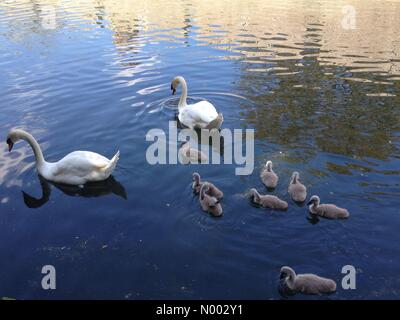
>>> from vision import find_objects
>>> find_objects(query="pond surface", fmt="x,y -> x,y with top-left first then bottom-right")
0,0 -> 400,299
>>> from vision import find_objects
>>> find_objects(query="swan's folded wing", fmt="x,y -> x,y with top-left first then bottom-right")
185,102 -> 218,125
50,151 -> 110,177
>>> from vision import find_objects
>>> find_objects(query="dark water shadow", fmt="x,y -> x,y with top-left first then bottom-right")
307,214 -> 320,225
22,175 -> 127,209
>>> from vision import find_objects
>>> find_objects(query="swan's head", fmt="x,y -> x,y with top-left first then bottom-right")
307,195 -> 320,206
280,266 -> 296,280
291,171 -> 300,182
6,129 -> 24,152
170,76 -> 184,95
249,188 -> 259,200
192,172 -> 201,183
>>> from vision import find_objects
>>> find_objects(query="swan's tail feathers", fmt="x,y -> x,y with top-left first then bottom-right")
206,113 -> 224,130
104,150 -> 120,177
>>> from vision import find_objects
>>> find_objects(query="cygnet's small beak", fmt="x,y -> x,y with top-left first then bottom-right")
306,200 -> 313,206
171,84 -> 176,95
6,138 -> 14,152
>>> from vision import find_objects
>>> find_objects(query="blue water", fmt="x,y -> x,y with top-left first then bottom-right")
0,0 -> 400,299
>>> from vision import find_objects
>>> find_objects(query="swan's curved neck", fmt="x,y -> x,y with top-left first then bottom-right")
309,202 -> 319,213
200,186 -> 205,200
252,190 -> 260,202
194,175 -> 201,186
19,131 -> 46,169
177,77 -> 188,108
285,269 -> 296,289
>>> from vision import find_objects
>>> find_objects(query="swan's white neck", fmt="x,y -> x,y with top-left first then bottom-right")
176,76 -> 188,108
200,185 -> 206,200
284,268 -> 296,289
309,201 -> 319,214
18,131 -> 47,171
251,190 -> 261,202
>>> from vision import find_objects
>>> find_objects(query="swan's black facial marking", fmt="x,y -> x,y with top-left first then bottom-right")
171,83 -> 176,95
6,138 -> 14,152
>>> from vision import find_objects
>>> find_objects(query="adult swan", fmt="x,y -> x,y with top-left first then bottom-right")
170,76 -> 223,129
6,129 -> 120,186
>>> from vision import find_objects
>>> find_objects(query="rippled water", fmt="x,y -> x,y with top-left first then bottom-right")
0,0 -> 400,299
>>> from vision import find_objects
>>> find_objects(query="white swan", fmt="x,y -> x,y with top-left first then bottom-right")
171,76 -> 223,129
6,129 -> 120,186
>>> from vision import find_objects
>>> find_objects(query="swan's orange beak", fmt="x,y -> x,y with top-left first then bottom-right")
6,138 -> 14,152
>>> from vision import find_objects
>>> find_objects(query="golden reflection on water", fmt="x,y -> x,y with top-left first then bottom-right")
1,0 -> 400,76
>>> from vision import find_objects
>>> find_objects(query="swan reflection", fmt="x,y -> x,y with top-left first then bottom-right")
22,175 -> 127,209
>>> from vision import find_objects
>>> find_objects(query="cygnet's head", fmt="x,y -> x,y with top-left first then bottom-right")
280,266 -> 296,280
192,172 -> 201,183
291,171 -> 300,182
307,195 -> 320,206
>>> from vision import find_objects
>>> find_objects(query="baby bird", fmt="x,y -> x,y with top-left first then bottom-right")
280,266 -> 337,296
260,160 -> 278,189
249,188 -> 288,211
288,171 -> 307,202
192,172 -> 223,200
199,183 -> 223,217
307,195 -> 349,219
178,141 -> 208,164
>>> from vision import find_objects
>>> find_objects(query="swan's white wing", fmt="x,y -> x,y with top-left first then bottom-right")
179,101 -> 218,128
51,151 -> 110,178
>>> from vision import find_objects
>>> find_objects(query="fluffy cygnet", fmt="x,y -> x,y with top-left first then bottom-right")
308,195 -> 349,219
260,160 -> 278,189
280,266 -> 337,295
288,171 -> 307,202
192,172 -> 223,200
249,188 -> 288,211
199,183 -> 223,217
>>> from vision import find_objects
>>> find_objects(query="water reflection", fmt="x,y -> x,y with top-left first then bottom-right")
22,175 -> 127,209
241,51 -> 400,162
